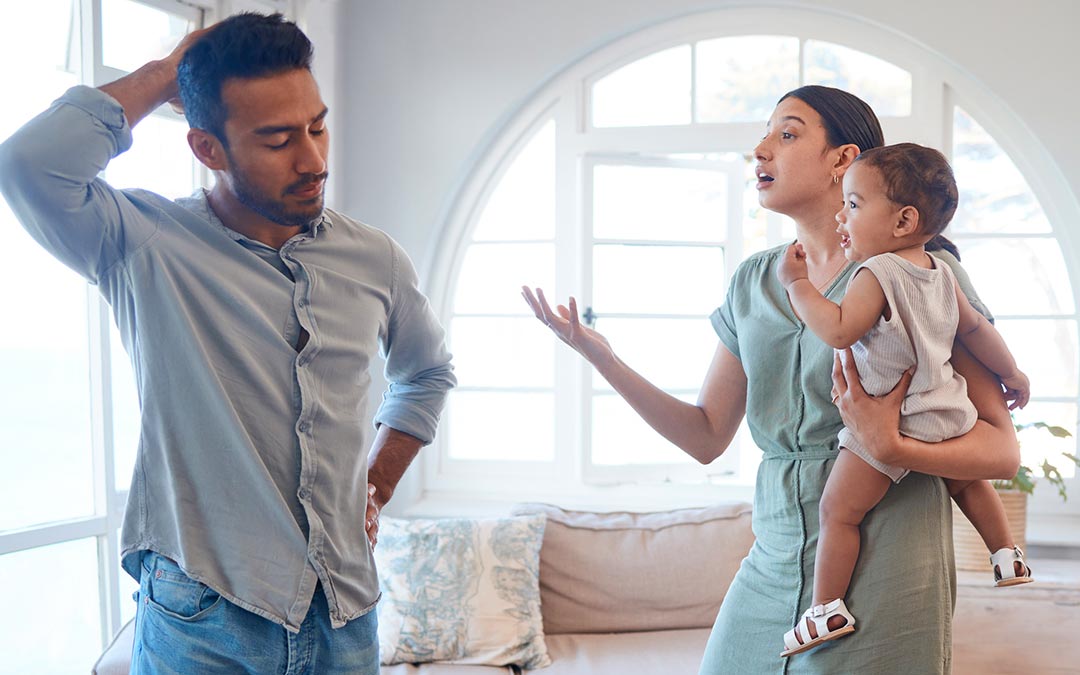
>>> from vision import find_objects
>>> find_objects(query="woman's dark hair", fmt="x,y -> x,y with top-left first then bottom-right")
177,12 -> 314,144
854,143 -> 959,238
779,85 -> 885,154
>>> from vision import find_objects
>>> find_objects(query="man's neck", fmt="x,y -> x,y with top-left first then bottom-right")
206,184 -> 303,250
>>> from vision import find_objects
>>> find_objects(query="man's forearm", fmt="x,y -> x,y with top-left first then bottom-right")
99,58 -> 180,128
98,25 -> 207,128
366,425 -> 424,508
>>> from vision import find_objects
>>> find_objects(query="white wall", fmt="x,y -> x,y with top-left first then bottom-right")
335,0 -> 1080,276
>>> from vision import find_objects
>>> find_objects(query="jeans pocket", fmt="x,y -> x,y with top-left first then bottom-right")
141,553 -> 222,621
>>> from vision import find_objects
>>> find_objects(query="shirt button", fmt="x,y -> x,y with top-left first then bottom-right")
297,297 -> 308,308
298,421 -> 311,433
298,487 -> 311,500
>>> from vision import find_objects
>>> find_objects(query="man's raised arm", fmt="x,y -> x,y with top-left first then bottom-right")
0,28 -> 206,283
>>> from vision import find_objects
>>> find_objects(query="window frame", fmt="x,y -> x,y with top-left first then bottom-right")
422,7 -> 1080,543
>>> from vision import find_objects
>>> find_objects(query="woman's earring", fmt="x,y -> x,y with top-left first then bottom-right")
832,174 -> 839,185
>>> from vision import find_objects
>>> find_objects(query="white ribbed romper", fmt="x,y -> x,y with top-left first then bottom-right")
837,252 -> 978,482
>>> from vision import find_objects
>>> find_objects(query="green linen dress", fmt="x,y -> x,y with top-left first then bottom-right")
698,245 -> 988,675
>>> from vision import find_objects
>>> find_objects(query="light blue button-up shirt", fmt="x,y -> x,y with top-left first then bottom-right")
0,86 -> 455,631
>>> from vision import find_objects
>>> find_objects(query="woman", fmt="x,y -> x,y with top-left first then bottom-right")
521,85 -> 1018,674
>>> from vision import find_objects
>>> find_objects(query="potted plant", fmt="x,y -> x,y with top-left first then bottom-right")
953,420 -> 1077,572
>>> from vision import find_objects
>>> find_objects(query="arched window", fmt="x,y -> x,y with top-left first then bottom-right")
427,8 -> 1079,522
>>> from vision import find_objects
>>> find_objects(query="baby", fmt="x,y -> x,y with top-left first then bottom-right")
776,142 -> 1033,657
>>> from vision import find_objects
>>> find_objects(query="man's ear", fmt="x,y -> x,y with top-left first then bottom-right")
895,205 -> 920,237
188,129 -> 227,171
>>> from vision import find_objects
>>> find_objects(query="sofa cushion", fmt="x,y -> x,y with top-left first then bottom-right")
375,514 -> 551,669
541,628 -> 711,674
511,502 -> 753,634
92,619 -> 134,675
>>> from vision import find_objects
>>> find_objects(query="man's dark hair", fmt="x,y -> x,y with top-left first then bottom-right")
177,12 -> 313,143
854,142 -> 959,237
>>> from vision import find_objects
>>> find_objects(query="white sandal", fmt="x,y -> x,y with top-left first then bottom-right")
991,546 -> 1034,587
780,598 -> 856,657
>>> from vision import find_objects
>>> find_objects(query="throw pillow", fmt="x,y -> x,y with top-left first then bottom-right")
375,514 -> 551,669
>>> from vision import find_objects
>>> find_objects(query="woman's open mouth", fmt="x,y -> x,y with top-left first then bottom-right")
755,167 -> 774,190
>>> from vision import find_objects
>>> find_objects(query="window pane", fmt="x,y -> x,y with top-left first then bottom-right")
592,392 -> 697,465
592,244 -> 725,315
102,0 -> 193,73
106,113 -> 198,197
0,220 -> 94,531
1013,402 -> 1078,480
696,36 -> 799,123
804,40 -> 912,117
0,539 -> 102,674
592,46 -> 691,128
454,243 -> 554,314
954,238 -> 1074,315
472,120 -> 555,241
592,318 -> 717,391
593,164 -> 727,242
447,391 -> 553,461
0,1 -> 79,138
449,317 -> 554,388
0,0 -> 92,533
994,319 -> 1077,399
952,107 -> 1052,234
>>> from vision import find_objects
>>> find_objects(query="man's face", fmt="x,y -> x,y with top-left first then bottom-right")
218,68 -> 329,229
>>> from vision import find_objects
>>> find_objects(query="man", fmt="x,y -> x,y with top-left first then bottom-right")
0,12 -> 454,673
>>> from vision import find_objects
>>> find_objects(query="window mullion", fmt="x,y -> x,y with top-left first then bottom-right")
555,95 -> 584,485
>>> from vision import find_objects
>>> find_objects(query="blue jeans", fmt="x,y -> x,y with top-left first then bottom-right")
131,552 -> 379,674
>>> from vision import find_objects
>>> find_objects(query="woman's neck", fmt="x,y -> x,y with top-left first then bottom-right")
794,216 -> 845,267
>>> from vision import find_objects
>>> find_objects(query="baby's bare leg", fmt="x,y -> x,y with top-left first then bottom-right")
815,449 -> 893,607
947,478 -> 1018,571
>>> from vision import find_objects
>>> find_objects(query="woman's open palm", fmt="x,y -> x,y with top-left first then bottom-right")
521,286 -> 614,367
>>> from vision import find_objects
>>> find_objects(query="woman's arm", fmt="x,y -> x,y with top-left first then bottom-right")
832,343 -> 1019,480
522,287 -> 746,464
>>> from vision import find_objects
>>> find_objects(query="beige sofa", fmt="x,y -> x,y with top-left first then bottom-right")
93,501 -> 756,674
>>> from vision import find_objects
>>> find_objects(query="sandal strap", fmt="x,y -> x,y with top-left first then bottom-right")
989,544 -> 1023,583
783,598 -> 856,649
990,546 -> 1030,581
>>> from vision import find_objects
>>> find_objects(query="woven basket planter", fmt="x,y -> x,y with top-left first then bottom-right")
951,489 -> 1027,572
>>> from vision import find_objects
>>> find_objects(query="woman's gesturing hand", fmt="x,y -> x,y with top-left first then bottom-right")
832,346 -> 913,466
521,286 -> 615,368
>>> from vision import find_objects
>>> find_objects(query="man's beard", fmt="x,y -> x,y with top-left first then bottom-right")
229,165 -> 328,229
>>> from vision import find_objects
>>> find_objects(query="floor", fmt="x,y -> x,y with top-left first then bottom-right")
952,558 -> 1080,674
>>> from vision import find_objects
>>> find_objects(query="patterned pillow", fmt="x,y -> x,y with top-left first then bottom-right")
374,514 -> 551,669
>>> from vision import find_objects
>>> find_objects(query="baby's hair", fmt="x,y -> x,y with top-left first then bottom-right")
852,143 -> 959,237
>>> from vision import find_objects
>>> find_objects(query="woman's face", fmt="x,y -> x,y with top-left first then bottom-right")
753,96 -> 838,218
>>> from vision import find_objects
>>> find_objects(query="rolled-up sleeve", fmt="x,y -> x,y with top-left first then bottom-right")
373,238 -> 456,443
0,85 -> 156,284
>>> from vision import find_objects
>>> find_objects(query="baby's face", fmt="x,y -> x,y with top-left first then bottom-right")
835,162 -> 904,262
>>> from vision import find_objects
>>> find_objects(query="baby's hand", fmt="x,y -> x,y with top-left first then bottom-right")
777,242 -> 809,289
1002,370 -> 1030,410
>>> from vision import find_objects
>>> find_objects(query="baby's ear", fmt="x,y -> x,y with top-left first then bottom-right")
894,205 -> 920,237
